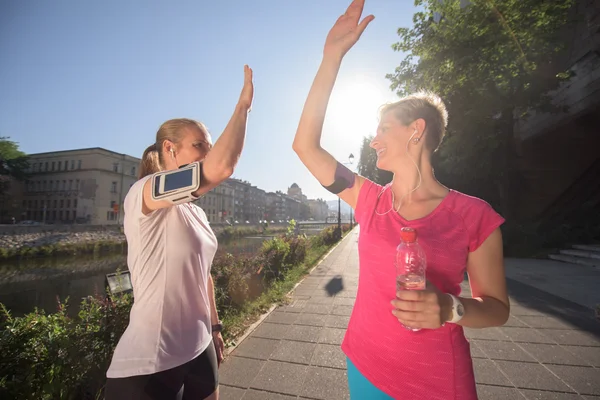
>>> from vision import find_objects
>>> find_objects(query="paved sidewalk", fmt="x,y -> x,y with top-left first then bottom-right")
219,229 -> 600,399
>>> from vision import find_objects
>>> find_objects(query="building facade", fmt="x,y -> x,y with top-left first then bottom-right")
22,148 -> 140,224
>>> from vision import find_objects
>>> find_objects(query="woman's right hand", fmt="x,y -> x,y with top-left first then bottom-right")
324,0 -> 374,61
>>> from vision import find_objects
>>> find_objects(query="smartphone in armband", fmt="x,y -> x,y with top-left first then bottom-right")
151,161 -> 202,205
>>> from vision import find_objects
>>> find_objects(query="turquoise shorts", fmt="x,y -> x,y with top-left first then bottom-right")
346,357 -> 393,399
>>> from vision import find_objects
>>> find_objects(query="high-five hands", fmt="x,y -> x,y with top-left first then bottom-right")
238,65 -> 254,113
324,0 -> 375,60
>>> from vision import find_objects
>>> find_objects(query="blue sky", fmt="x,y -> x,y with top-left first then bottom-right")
0,0 -> 417,201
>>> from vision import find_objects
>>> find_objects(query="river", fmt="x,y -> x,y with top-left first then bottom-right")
0,235 -> 273,317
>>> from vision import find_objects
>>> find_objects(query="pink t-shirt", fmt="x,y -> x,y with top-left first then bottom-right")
341,179 -> 505,399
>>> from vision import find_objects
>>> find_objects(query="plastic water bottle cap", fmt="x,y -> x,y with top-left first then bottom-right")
400,227 -> 417,243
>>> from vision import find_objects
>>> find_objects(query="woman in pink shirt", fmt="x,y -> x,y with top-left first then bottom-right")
292,1 -> 510,399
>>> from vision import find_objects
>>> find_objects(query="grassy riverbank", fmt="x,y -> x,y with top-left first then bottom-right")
0,224 -> 351,400
0,226 -> 288,262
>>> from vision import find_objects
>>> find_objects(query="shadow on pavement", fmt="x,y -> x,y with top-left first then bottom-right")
506,277 -> 600,338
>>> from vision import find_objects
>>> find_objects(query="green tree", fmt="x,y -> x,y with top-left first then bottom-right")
386,0 -> 575,217
0,137 -> 29,182
357,136 -> 393,185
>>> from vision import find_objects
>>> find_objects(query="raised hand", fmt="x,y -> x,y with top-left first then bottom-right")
237,65 -> 254,112
324,0 -> 374,60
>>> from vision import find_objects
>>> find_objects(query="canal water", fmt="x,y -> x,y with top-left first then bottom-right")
0,236 -> 273,316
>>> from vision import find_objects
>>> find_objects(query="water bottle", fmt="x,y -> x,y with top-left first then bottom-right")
395,227 -> 427,331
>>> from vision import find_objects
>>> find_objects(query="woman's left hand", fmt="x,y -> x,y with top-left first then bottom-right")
213,332 -> 225,367
391,281 -> 452,330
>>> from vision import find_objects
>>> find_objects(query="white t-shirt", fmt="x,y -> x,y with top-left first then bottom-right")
107,175 -> 218,378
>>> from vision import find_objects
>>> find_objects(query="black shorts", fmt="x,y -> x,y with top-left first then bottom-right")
105,340 -> 219,400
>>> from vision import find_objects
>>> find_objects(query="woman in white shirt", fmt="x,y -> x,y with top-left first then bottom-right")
105,65 -> 253,400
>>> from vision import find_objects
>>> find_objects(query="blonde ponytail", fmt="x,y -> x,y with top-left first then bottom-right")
138,143 -> 162,179
138,118 -> 210,180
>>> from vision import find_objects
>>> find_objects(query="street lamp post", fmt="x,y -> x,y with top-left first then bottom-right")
337,153 -> 355,237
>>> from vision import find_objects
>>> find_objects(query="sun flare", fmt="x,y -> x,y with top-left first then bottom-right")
326,75 -> 397,142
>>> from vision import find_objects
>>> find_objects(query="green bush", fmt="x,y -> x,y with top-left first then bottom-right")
0,292 -> 132,400
0,223 -> 348,399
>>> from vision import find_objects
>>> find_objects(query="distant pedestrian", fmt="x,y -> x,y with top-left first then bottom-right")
292,1 -> 509,399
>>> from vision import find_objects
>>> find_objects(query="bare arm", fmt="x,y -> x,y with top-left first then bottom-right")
208,274 -> 220,326
292,0 -> 373,209
455,228 -> 510,328
141,66 -> 253,214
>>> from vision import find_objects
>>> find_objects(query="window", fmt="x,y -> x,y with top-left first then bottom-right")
44,162 -> 48,171
59,210 -> 63,220
51,161 -> 56,171
68,180 -> 73,190
62,180 -> 66,190
72,210 -> 76,219
111,181 -> 117,193
113,163 -> 119,172
74,199 -> 78,208
70,160 -> 75,170
60,200 -> 64,208
33,163 -> 38,172
76,179 -> 80,190
77,160 -> 82,169
58,161 -> 62,170
66,199 -> 70,208
131,166 -> 136,176
53,200 -> 57,208
54,181 -> 58,191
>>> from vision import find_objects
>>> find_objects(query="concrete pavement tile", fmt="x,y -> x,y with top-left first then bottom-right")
500,327 -> 556,344
302,304 -> 333,315
546,365 -> 600,396
250,360 -> 309,396
278,304 -> 306,313
476,340 -> 537,362
306,297 -> 335,306
494,360 -> 574,392
325,315 -> 350,329
218,384 -> 245,400
518,316 -> 583,330
335,289 -> 358,298
505,316 -> 529,328
520,389 -> 582,399
219,356 -> 265,388
542,330 -> 600,347
511,306 -> 551,317
311,343 -> 347,369
284,324 -> 323,343
295,313 -> 328,327
464,327 -> 510,341
333,297 -> 355,307
476,384 -> 523,400
232,337 -> 279,360
563,345 -> 600,367
241,389 -> 297,400
517,343 -> 590,366
469,340 -> 487,359
252,323 -> 290,340
265,312 -> 299,325
318,327 -> 346,345
299,366 -> 350,400
331,305 -> 353,316
472,359 -> 513,386
271,340 -> 317,365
